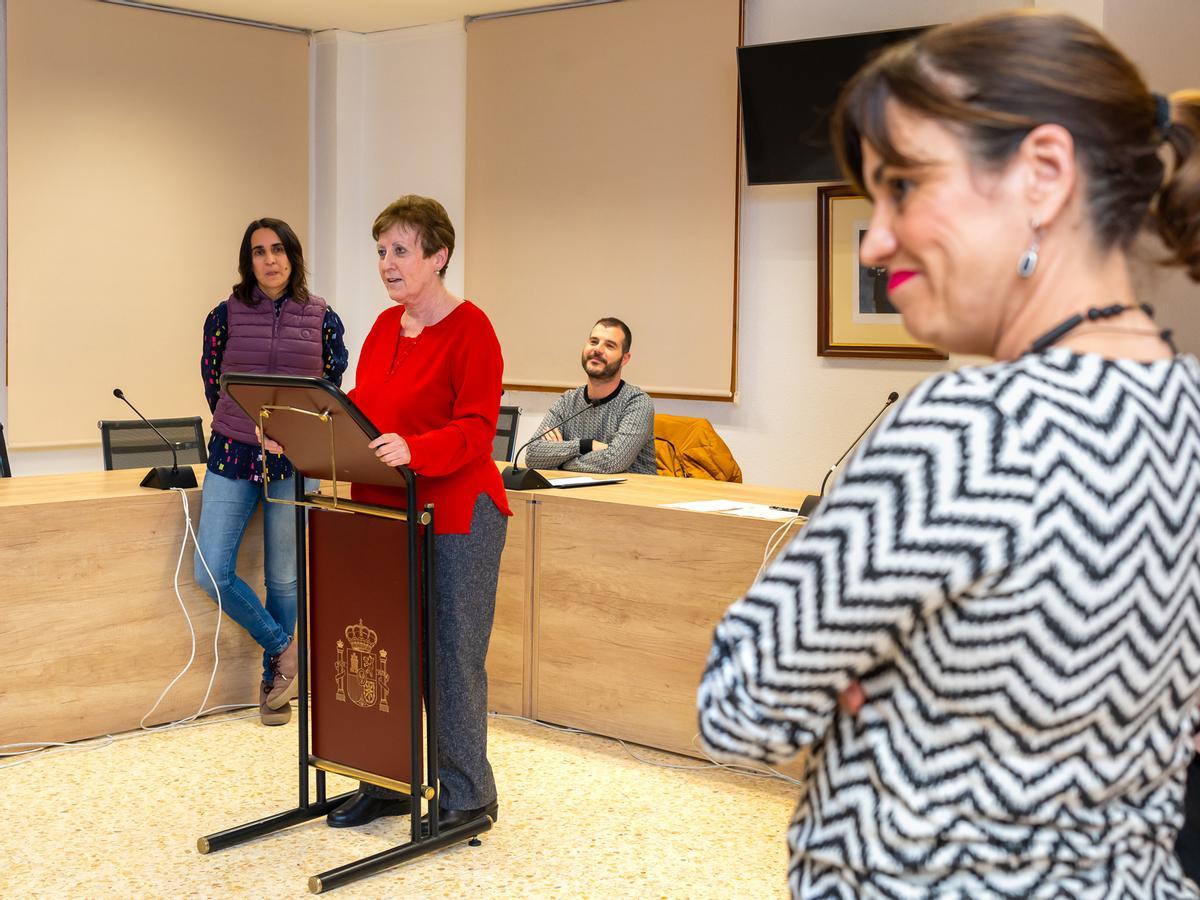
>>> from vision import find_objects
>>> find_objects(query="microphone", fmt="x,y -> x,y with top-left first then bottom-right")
502,400 -> 599,490
112,387 -> 198,490
798,391 -> 899,517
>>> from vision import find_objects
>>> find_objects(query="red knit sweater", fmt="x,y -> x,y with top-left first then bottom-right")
348,301 -> 512,534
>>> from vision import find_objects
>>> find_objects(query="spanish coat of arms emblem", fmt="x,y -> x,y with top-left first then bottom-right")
335,619 -> 390,712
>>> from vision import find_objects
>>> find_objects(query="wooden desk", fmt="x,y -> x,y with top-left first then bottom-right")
3,465 -> 805,759
485,471 -> 809,757
488,492 -> 535,717
0,466 -> 263,746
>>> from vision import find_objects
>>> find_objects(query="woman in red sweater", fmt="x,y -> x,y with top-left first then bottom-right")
326,195 -> 512,831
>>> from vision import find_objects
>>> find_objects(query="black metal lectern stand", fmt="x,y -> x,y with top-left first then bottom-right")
196,375 -> 493,893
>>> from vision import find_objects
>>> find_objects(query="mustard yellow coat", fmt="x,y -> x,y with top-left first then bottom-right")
653,414 -> 742,482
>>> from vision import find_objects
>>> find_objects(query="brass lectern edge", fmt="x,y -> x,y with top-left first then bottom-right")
302,494 -> 414,521
309,756 -> 434,799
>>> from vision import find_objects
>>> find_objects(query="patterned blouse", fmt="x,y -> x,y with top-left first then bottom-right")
699,350 -> 1200,898
201,296 -> 348,483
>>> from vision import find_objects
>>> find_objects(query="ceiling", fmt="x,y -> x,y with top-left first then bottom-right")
113,0 -> 590,33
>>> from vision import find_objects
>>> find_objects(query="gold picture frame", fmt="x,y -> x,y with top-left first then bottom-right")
816,184 -> 947,360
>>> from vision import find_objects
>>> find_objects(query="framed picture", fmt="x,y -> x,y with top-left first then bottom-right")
816,184 -> 947,360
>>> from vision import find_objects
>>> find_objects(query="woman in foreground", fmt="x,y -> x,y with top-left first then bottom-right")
699,11 -> 1200,896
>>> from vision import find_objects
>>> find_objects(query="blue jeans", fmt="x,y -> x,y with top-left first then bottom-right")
193,472 -> 315,683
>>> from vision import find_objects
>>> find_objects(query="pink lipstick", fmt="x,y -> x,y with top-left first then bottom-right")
888,270 -> 917,292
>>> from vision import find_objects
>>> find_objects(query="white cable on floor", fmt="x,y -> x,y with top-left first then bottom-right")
138,487 -> 223,730
0,706 -> 261,769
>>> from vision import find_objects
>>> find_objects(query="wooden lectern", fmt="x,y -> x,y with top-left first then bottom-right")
196,374 -> 494,894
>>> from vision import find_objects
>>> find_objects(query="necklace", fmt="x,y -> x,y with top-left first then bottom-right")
1028,302 -> 1176,354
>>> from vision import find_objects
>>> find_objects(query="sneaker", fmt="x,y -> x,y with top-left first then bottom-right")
266,638 -> 299,710
259,681 -> 291,726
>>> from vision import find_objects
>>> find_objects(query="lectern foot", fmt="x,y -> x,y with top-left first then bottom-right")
311,812 -> 495,892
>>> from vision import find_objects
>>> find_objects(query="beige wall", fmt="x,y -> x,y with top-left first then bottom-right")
504,0 -> 1026,489
504,0 -> 1199,489
309,23 -> 468,390
310,0 -> 1197,490
8,0 -> 1198,480
6,0 -> 308,450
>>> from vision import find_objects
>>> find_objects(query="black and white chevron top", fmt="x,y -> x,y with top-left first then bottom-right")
699,350 -> 1200,898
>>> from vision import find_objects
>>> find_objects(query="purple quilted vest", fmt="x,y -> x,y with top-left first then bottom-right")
211,288 -> 328,445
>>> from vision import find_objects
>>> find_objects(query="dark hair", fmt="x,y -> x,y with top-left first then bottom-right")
1157,90 -> 1200,280
832,10 -> 1200,279
232,218 -> 311,305
594,317 -> 632,354
372,195 -> 455,277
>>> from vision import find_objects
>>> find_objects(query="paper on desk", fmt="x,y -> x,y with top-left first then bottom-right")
660,499 -> 798,520
722,504 -> 798,521
659,499 -> 746,512
546,476 -> 624,487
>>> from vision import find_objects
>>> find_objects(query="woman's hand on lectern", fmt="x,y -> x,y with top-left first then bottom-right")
254,426 -> 285,455
369,432 -> 412,467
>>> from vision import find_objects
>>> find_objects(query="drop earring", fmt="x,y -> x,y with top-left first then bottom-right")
1018,220 -> 1042,279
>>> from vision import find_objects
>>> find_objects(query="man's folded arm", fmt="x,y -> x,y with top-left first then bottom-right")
522,394 -> 580,469
561,393 -> 654,474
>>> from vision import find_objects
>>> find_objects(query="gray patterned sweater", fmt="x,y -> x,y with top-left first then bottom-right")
524,380 -> 656,475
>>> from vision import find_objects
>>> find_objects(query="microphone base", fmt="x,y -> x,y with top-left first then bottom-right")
798,494 -> 821,518
140,466 -> 198,490
501,466 -> 553,491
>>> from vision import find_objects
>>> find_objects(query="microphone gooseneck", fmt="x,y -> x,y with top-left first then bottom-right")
509,400 -> 599,472
112,387 -> 198,490
113,386 -> 181,472
501,399 -> 600,491
815,391 -> 901,499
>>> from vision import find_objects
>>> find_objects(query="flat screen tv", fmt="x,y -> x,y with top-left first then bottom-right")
738,26 -> 929,185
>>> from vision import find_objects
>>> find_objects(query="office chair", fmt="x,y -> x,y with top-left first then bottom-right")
98,417 -> 208,472
0,423 -> 10,477
494,405 -> 521,463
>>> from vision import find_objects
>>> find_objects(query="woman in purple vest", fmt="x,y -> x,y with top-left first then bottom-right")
195,218 -> 348,725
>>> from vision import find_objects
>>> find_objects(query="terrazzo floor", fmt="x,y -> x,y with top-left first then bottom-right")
1,709 -> 798,897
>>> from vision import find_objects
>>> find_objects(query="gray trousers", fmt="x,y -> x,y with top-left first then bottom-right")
363,493 -> 507,811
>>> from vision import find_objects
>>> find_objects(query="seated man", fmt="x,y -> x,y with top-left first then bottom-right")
524,317 -> 656,475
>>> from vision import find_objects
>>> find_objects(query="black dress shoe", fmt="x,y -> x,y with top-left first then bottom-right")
422,800 -> 499,835
327,791 -> 413,828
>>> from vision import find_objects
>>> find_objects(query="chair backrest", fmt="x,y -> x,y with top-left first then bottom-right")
98,417 -> 208,472
0,423 -> 10,478
653,414 -> 743,482
494,405 -> 521,463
